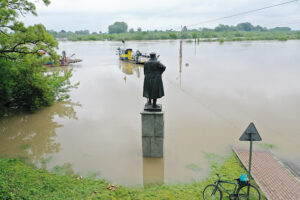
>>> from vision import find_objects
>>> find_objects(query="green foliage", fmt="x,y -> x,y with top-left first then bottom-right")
205,153 -> 225,170
0,153 -> 267,199
186,163 -> 202,172
270,27 -> 291,31
0,0 -> 76,116
52,163 -> 75,176
182,26 -> 188,32
20,144 -> 31,150
40,156 -> 53,169
129,28 -> 134,33
259,143 -> 278,150
75,29 -> 90,35
215,22 -> 267,32
48,21 -> 298,43
108,21 -> 128,34
191,32 -> 198,39
296,31 -> 300,39
169,32 -> 178,39
277,35 -> 288,41
0,57 -> 76,113
236,22 -> 254,31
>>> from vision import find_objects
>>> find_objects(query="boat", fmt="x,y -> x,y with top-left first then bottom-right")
40,50 -> 83,67
43,58 -> 83,67
117,48 -> 149,64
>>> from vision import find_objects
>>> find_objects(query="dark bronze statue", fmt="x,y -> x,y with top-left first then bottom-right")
143,53 -> 166,111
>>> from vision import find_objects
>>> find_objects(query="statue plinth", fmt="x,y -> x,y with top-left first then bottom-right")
140,108 -> 164,157
144,103 -> 162,112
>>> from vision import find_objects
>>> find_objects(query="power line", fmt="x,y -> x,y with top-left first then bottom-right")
188,0 -> 299,28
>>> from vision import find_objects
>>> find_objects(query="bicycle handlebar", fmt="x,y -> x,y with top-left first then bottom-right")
216,173 -> 226,178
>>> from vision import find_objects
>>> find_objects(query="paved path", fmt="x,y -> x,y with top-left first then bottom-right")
234,148 -> 300,200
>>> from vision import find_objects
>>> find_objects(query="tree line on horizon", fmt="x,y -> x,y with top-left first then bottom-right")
47,21 -> 299,42
51,21 -> 293,35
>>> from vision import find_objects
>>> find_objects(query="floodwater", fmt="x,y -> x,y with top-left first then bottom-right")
1,40 -> 300,185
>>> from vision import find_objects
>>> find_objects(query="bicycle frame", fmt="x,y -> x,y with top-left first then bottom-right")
216,180 -> 239,195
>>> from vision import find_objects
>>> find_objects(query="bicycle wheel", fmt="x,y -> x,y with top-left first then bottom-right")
237,185 -> 261,200
203,184 -> 222,200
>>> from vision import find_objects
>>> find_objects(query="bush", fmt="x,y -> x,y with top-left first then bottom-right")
169,32 -> 178,39
0,56 -> 76,115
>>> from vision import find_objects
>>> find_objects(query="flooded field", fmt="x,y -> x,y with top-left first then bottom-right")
1,40 -> 300,185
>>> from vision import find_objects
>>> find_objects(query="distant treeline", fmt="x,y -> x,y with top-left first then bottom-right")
47,22 -> 300,42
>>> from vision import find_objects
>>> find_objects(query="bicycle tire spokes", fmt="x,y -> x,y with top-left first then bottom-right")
203,185 -> 222,200
237,185 -> 260,200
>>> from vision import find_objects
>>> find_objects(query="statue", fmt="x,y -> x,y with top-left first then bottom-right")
143,53 -> 166,111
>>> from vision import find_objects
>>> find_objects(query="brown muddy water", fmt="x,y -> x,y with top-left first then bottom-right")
1,40 -> 300,185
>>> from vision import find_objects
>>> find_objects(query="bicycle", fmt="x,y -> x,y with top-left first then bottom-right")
202,173 -> 261,200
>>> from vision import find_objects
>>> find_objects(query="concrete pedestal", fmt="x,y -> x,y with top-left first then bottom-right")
141,110 -> 164,157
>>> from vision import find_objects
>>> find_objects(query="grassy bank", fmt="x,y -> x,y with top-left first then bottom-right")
0,153 -> 266,199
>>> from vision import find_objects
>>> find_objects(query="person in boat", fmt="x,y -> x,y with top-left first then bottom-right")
122,38 -> 125,47
60,50 -> 67,66
135,50 -> 142,62
136,50 -> 141,56
143,52 -> 166,108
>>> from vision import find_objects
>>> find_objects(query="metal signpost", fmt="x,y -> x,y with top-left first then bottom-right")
239,122 -> 262,197
239,122 -> 262,179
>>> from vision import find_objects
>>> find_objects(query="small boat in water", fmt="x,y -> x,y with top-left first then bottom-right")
44,58 -> 82,67
42,50 -> 82,67
117,48 -> 149,64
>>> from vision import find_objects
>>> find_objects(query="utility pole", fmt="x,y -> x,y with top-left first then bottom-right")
179,26 -> 183,88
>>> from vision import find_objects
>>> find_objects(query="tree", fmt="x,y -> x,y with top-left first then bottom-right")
108,22 -> 128,34
169,32 -> 178,39
137,27 -> 142,32
75,30 -> 90,35
254,25 -> 266,32
270,27 -> 291,31
236,22 -> 254,31
0,0 -> 76,116
129,28 -> 134,33
215,24 -> 231,32
182,26 -> 188,32
191,32 -> 198,39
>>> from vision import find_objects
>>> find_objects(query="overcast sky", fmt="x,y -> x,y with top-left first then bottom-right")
22,0 -> 300,32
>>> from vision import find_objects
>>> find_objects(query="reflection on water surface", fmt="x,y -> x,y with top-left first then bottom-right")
0,101 -> 80,164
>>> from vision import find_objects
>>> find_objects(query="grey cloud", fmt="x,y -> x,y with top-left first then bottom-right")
23,0 -> 300,31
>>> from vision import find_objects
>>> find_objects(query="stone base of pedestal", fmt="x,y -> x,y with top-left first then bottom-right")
141,109 -> 164,158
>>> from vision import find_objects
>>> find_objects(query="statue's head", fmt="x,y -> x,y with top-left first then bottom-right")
150,52 -> 156,59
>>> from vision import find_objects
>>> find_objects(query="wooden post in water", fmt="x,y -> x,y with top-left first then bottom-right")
179,26 -> 183,87
179,25 -> 183,60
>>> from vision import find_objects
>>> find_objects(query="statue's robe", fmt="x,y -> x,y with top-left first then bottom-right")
143,58 -> 166,99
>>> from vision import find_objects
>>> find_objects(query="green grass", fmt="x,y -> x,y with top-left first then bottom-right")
259,143 -> 278,150
0,153 -> 266,199
20,144 -> 31,150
